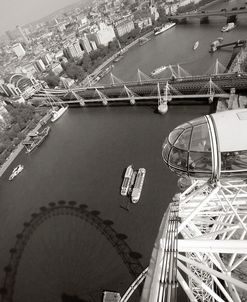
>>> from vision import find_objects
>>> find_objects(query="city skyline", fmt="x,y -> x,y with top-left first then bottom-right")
0,0 -> 86,36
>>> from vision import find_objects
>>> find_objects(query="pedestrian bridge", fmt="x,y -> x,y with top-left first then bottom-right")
34,71 -> 247,107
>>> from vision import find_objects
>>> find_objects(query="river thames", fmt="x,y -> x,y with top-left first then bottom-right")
0,1 -> 247,301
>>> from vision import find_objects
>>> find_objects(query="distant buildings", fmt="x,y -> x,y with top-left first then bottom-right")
15,63 -> 37,77
34,59 -> 46,72
114,17 -> 135,37
16,25 -> 30,44
50,62 -> 63,75
5,30 -> 18,41
0,74 -> 41,99
87,23 -> 116,47
134,10 -> 153,29
41,53 -> 53,66
77,15 -> 88,27
0,100 -> 10,131
79,35 -> 92,53
63,40 -> 84,59
150,5 -> 159,21
12,43 -> 26,59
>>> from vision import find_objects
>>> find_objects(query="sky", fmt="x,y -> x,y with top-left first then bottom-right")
0,0 -> 84,35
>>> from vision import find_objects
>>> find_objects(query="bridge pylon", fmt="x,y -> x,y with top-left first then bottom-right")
137,69 -> 151,83
44,91 -> 63,106
177,64 -> 191,78
95,88 -> 109,106
197,77 -> 227,103
206,58 -> 227,76
110,73 -> 123,85
124,85 -> 139,105
169,65 -> 178,78
69,89 -> 85,106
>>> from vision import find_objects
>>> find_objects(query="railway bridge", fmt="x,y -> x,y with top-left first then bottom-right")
34,71 -> 247,108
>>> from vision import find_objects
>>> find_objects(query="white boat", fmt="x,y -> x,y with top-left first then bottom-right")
9,164 -> 24,181
131,168 -> 146,203
51,106 -> 68,122
154,22 -> 176,36
128,171 -> 137,195
139,37 -> 150,46
221,22 -> 235,32
24,126 -> 51,153
121,165 -> 134,196
151,65 -> 167,76
193,41 -> 199,50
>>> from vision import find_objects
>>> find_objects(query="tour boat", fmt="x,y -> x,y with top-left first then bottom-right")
221,22 -> 235,32
9,164 -> 24,181
154,22 -> 176,36
131,168 -> 146,203
51,106 -> 68,122
127,171 -> 137,195
121,165 -> 134,196
193,41 -> 199,50
24,126 -> 50,153
151,65 -> 167,76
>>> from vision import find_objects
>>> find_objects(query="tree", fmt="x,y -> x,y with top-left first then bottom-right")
45,72 -> 60,88
64,62 -> 85,80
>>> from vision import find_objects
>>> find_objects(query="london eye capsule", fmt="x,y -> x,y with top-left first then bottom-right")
162,109 -> 247,179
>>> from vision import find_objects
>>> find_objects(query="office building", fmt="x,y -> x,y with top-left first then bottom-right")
79,35 -> 92,53
114,17 -> 135,37
41,53 -> 53,66
34,59 -> 46,72
87,23 -> 116,47
16,25 -> 29,44
63,40 -> 84,59
12,43 -> 26,59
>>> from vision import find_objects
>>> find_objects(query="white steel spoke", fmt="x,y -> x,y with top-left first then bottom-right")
141,178 -> 247,302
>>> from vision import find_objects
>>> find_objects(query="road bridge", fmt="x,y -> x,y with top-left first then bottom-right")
168,8 -> 247,21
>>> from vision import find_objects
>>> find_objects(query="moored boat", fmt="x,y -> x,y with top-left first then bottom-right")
193,41 -> 199,50
131,168 -> 146,203
121,165 -> 134,196
24,126 -> 50,153
127,171 -> 137,195
51,106 -> 68,122
154,22 -> 176,36
151,65 -> 167,76
221,22 -> 235,32
9,164 -> 24,181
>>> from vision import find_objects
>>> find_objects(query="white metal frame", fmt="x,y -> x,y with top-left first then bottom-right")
138,178 -> 247,302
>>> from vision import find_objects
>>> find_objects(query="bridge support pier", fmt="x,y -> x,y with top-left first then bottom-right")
208,95 -> 214,104
79,99 -> 85,107
179,18 -> 187,24
227,14 -> 237,23
200,16 -> 209,24
130,97 -> 135,105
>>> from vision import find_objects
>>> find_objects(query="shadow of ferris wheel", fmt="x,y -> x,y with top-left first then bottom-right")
0,200 -> 144,302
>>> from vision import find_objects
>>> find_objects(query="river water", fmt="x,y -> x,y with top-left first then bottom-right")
0,1 -> 247,301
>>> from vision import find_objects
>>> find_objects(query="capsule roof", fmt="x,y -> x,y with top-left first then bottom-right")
162,109 -> 247,179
